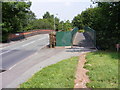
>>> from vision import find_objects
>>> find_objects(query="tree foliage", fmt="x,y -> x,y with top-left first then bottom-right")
27,12 -> 73,31
2,2 -> 73,42
43,11 -> 54,19
64,20 -> 72,31
72,2 -> 120,50
2,1 -> 36,42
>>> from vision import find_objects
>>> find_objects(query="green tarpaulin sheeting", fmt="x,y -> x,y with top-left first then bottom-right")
56,27 -> 79,46
84,26 -> 96,47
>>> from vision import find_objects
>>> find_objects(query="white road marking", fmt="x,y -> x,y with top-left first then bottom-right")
0,37 -> 48,55
0,41 -> 23,50
9,64 -> 17,70
22,41 -> 36,47
8,43 -> 49,70
22,37 -> 47,47
0,34 -> 48,50
38,37 -> 47,41
0,48 -> 18,56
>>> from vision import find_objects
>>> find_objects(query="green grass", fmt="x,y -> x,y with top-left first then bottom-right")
84,51 -> 119,88
20,57 -> 78,88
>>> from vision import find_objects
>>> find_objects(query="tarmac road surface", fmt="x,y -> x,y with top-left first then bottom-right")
0,34 -> 49,71
0,32 -> 96,89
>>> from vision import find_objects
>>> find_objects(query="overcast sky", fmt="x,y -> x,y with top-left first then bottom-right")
30,0 -> 96,21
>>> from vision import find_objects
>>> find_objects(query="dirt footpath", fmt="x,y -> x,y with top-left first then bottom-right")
74,52 -> 90,88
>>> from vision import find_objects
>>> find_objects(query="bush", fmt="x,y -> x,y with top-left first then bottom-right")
78,29 -> 85,33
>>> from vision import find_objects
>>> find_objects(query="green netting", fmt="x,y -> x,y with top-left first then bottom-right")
84,26 -> 96,47
71,27 -> 79,41
56,31 -> 72,46
56,27 -> 78,46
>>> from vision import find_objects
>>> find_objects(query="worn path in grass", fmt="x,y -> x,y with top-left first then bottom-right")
74,52 -> 90,88
73,32 -> 96,88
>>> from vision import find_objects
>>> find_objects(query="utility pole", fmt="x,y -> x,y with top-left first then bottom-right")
53,14 -> 58,30
62,22 -> 63,30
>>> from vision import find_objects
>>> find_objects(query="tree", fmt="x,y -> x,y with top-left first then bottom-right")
24,11 -> 36,31
2,1 -> 35,42
26,11 -> 73,31
72,14 -> 83,29
72,2 -> 120,50
64,20 -> 72,31
58,21 -> 64,30
43,11 -> 53,19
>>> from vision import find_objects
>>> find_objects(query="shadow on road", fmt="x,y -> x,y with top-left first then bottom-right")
66,47 -> 96,52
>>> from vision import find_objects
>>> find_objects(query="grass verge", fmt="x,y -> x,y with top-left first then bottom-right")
84,51 -> 119,88
20,57 -> 78,88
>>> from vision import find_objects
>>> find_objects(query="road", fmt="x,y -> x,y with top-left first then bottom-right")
0,34 -> 49,71
0,32 -> 96,89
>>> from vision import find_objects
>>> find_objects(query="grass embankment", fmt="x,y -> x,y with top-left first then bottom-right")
20,57 -> 78,88
85,51 -> 119,88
